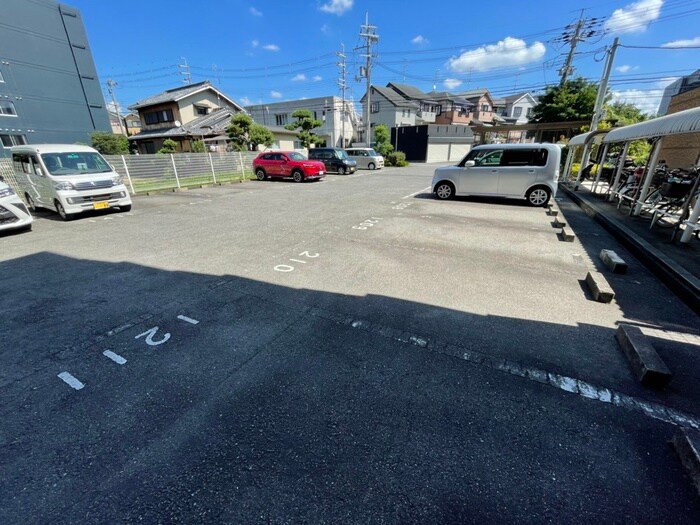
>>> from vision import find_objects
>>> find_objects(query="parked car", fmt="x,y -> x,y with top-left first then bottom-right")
10,144 -> 132,221
252,151 -> 326,182
345,147 -> 384,170
308,148 -> 357,175
0,176 -> 33,233
431,144 -> 561,206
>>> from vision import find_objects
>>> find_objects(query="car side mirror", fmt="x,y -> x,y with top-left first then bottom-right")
464,160 -> 476,167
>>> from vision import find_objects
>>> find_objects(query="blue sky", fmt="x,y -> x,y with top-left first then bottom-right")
67,0 -> 700,115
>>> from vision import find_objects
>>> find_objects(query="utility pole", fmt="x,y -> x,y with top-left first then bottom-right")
591,37 -> 619,131
106,79 -> 124,135
356,13 -> 378,145
557,12 -> 602,86
179,57 -> 192,85
337,44 -> 347,148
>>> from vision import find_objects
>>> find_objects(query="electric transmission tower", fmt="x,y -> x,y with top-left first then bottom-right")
554,12 -> 602,86
179,57 -> 192,84
355,13 -> 378,145
337,44 -> 347,148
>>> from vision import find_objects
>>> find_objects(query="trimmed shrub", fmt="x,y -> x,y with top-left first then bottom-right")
386,151 -> 409,167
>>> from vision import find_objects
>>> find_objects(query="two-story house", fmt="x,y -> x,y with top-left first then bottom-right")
429,92 -> 475,125
127,81 -> 244,153
501,92 -> 537,124
457,89 -> 498,124
245,96 -> 359,148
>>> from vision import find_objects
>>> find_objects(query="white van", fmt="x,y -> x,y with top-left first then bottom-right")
11,144 -> 132,220
345,147 -> 384,170
431,143 -> 561,206
0,176 -> 33,233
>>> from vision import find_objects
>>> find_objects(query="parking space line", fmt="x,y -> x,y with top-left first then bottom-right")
103,350 -> 127,365
402,186 -> 431,199
58,372 -> 85,390
177,314 -> 199,325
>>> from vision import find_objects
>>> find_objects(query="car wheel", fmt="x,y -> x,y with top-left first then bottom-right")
293,170 -> 304,183
368,162 -> 375,170
434,182 -> 455,200
255,168 -> 266,181
121,205 -> 132,212
526,186 -> 551,207
55,200 -> 72,221
25,193 -> 37,212
338,166 -> 346,175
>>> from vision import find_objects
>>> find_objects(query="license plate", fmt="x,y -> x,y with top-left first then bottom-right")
319,171 -> 324,175
93,201 -> 110,210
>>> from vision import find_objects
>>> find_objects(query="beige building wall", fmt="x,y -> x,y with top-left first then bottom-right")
177,92 -> 229,123
659,87 -> 700,168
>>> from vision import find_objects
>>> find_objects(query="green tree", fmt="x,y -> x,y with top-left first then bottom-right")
373,124 -> 394,157
284,109 -> 324,149
158,138 -> 178,154
226,113 -> 274,151
530,78 -> 600,123
604,101 -> 649,127
191,139 -> 205,153
90,131 -> 130,155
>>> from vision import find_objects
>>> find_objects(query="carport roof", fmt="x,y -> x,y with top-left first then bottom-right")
603,106 -> 700,143
568,129 -> 609,146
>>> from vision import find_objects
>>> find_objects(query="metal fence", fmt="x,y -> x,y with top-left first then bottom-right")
104,151 -> 259,194
0,151 -> 259,199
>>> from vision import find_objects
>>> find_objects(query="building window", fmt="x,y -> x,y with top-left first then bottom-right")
513,107 -> 522,118
293,140 -> 303,150
275,114 -> 288,126
481,104 -> 490,112
195,106 -> 209,116
0,100 -> 17,116
526,107 -> 533,117
370,102 -> 379,113
143,109 -> 174,125
1,134 -> 27,148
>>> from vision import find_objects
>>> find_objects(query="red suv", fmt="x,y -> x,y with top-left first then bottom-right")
253,151 -> 326,182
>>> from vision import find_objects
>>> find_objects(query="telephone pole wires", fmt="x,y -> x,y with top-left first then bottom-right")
179,57 -> 192,85
555,12 -> 602,86
356,13 -> 378,145
106,79 -> 124,135
337,43 -> 347,148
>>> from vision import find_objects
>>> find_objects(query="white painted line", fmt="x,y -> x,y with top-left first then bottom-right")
103,350 -> 127,365
402,186 -> 431,199
58,372 -> 85,390
177,315 -> 200,325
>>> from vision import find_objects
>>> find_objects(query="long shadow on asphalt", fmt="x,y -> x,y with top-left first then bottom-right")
1,251 -> 700,523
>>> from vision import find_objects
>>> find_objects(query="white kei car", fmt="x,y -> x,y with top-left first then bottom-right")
0,177 -> 33,233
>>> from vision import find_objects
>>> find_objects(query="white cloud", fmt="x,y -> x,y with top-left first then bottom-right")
270,91 -> 282,99
656,76 -> 679,88
411,35 -> 427,45
313,75 -> 323,81
320,0 -> 353,15
661,36 -> 700,48
443,78 -> 462,90
251,40 -> 259,48
615,65 -> 639,73
291,74 -> 307,82
610,88 -> 664,115
263,44 -> 280,52
447,37 -> 546,73
240,96 -> 252,106
604,0 -> 663,34
249,7 -> 262,16
321,24 -> 331,35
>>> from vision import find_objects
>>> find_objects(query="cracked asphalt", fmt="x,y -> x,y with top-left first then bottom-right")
1,164 -> 699,524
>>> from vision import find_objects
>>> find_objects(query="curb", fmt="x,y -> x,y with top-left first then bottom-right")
672,429 -> 700,495
559,184 -> 700,315
615,324 -> 672,388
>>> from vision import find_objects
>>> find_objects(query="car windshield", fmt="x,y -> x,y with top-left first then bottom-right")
288,152 -> 306,161
367,149 -> 379,156
41,152 -> 112,176
337,150 -> 349,160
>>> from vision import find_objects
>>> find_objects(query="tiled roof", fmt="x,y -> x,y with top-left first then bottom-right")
364,85 -> 419,108
387,82 -> 432,101
128,107 -> 238,140
128,81 -> 243,111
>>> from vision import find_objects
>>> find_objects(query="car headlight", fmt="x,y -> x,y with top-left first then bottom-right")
0,187 -> 15,198
112,175 -> 124,186
54,181 -> 75,191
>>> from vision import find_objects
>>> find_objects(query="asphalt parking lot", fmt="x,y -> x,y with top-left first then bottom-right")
1,164 -> 699,524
